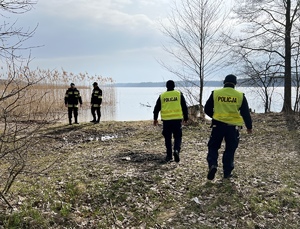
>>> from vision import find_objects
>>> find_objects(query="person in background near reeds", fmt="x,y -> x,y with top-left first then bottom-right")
64,83 -> 82,125
204,74 -> 252,180
153,80 -> 188,163
90,82 -> 102,123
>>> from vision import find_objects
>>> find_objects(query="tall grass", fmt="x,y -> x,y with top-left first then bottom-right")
0,67 -> 115,121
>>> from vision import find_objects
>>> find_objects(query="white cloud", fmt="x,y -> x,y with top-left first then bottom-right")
29,46 -> 174,83
36,0 -> 162,28
8,0 -> 174,83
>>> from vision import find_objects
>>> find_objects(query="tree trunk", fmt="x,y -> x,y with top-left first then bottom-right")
282,0 -> 293,113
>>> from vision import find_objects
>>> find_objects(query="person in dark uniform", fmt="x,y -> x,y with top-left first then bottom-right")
153,80 -> 188,163
90,82 -> 102,123
64,83 -> 82,125
204,74 -> 252,180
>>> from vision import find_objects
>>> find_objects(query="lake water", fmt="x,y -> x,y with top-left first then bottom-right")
71,86 -> 288,123
75,87 -> 164,123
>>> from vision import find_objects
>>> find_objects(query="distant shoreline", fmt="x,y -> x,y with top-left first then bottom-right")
110,80 -> 286,87
111,81 -> 223,87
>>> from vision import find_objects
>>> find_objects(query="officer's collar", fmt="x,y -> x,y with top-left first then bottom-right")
223,84 -> 235,88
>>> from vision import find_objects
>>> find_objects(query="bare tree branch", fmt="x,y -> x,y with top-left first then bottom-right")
231,0 -> 300,112
159,0 -> 232,120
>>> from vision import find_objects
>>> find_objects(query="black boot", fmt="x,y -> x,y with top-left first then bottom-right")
165,150 -> 172,162
207,165 -> 217,180
69,118 -> 72,125
90,115 -> 96,123
174,150 -> 180,163
74,117 -> 79,124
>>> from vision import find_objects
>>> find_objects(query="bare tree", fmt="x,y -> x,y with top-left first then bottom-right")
0,0 -> 37,59
160,0 -> 232,120
0,0 -> 57,209
237,51 -> 282,113
230,0 -> 300,113
0,58 -> 52,208
292,35 -> 300,112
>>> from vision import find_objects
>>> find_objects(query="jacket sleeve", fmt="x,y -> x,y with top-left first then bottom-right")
181,93 -> 188,121
64,90 -> 68,105
99,89 -> 103,105
78,91 -> 83,105
240,94 -> 252,129
153,96 -> 161,120
204,92 -> 214,118
90,90 -> 93,104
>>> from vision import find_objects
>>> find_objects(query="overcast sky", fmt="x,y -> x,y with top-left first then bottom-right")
11,0 -> 179,83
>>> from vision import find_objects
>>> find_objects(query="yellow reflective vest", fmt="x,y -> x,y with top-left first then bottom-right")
160,90 -> 183,120
213,88 -> 244,126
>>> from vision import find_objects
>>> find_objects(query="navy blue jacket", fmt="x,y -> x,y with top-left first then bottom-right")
91,86 -> 102,105
64,87 -> 82,106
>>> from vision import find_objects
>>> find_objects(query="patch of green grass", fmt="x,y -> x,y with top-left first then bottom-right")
60,202 -> 72,217
64,181 -> 86,201
277,188 -> 300,209
2,207 -> 48,229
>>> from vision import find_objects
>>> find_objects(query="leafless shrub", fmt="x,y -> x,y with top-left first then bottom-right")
0,60 -> 116,207
0,59 -> 53,209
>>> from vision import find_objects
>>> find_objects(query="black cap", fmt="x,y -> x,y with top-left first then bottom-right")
70,83 -> 75,86
223,74 -> 237,85
166,80 -> 175,90
93,82 -> 98,86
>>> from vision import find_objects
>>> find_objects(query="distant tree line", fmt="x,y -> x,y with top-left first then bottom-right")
113,76 -> 300,88
112,81 -> 223,88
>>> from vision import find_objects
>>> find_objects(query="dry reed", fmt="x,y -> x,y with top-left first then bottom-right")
0,67 -> 115,121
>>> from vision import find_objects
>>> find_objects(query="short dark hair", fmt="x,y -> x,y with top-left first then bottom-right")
223,74 -> 237,85
166,80 -> 175,90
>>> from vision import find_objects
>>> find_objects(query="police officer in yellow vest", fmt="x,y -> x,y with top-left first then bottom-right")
153,80 -> 188,162
204,74 -> 252,180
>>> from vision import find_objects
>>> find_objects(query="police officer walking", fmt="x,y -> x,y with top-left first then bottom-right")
64,83 -> 82,125
90,82 -> 102,123
153,80 -> 188,163
204,74 -> 252,180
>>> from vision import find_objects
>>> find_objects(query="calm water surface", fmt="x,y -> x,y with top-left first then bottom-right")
63,86 -> 287,123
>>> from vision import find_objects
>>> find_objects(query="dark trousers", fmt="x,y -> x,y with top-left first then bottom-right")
68,107 -> 78,123
91,107 -> 101,122
207,124 -> 240,176
162,120 -> 182,158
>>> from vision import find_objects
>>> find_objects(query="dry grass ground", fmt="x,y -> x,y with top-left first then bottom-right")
0,113 -> 300,228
